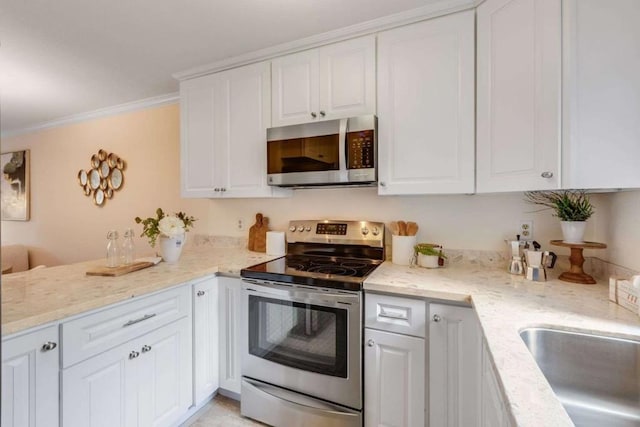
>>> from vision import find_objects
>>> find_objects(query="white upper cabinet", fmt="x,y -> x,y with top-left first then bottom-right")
181,61 -> 289,198
477,0 -> 562,193
377,10 -> 475,195
271,35 -> 376,127
562,0 -> 640,189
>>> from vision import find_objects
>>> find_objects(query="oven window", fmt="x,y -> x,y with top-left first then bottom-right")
267,135 -> 339,174
248,295 -> 348,378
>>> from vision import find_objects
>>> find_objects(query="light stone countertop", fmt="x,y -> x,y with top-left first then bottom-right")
364,261 -> 640,427
1,246 -> 279,336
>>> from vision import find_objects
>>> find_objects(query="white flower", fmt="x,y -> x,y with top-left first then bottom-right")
158,216 -> 186,238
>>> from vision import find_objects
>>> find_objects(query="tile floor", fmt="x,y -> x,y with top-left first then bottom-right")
182,395 -> 265,426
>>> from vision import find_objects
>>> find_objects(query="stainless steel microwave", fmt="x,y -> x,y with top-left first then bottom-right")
266,115 -> 377,187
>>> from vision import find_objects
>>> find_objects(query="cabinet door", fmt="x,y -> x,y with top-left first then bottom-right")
193,277 -> 219,405
562,0 -> 640,189
180,73 -> 225,198
271,49 -> 319,126
364,328 -> 425,427
377,11 -> 475,195
218,277 -> 242,394
481,341 -> 510,427
135,318 -> 192,427
2,326 -> 59,427
318,35 -> 376,120
429,304 -> 481,427
477,0 -> 561,192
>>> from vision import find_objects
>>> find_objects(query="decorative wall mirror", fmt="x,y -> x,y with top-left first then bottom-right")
78,149 -> 126,206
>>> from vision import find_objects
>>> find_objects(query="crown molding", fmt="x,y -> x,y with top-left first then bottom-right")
173,0 -> 476,81
2,92 -> 179,139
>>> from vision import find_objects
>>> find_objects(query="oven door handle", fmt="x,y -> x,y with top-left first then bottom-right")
243,282 -> 359,305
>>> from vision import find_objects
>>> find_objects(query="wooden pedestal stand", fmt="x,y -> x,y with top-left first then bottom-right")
550,240 -> 607,284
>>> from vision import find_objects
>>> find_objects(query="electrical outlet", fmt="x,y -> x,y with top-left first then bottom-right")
237,218 -> 244,230
519,220 -> 533,239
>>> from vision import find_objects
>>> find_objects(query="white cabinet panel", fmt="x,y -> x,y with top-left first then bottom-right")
429,304 -> 481,427
477,0 -> 561,192
481,341 -> 511,427
364,328 -> 425,427
2,326 -> 59,427
272,36 -> 375,127
377,11 -> 475,195
562,0 -> 640,189
218,277 -> 242,394
193,276 -> 219,404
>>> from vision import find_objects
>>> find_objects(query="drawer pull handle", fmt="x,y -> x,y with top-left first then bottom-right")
197,290 -> 205,297
141,345 -> 152,353
123,313 -> 156,328
41,341 -> 57,352
379,310 -> 408,321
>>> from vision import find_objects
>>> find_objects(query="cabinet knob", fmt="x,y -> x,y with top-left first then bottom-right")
433,314 -> 442,322
214,188 -> 220,192
367,339 -> 375,347
41,341 -> 57,352
379,182 -> 386,187
197,290 -> 205,297
129,351 -> 140,360
319,111 -> 326,117
141,345 -> 152,353
541,171 -> 554,179
310,112 -> 317,118
221,188 -> 226,192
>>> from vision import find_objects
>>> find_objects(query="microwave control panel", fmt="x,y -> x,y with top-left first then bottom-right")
347,130 -> 375,169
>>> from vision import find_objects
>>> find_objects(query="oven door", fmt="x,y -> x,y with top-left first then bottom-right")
241,280 -> 362,410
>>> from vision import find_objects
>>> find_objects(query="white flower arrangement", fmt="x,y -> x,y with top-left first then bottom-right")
135,208 -> 196,247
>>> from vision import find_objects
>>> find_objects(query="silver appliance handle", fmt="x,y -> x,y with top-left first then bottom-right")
338,118 -> 348,182
242,280 -> 359,306
243,377 -> 360,419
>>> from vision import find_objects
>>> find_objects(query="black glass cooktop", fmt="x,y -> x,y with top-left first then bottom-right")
241,254 -> 383,291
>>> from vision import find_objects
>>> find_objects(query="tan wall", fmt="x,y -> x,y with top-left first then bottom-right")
606,190 -> 640,272
1,104 -> 210,266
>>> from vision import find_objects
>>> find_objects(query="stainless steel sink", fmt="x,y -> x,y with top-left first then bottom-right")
520,327 -> 640,427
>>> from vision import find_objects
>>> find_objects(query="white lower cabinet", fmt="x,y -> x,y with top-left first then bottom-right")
2,326 -> 59,427
480,341 -> 511,427
364,328 -> 425,427
193,276 -> 219,405
218,276 -> 242,395
62,317 -> 192,427
429,303 -> 482,427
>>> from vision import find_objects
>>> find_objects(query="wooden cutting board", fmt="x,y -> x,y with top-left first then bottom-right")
86,261 -> 154,277
248,213 -> 269,253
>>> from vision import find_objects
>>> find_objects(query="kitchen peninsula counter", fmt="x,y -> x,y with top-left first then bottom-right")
1,246 -> 278,336
364,261 -> 640,427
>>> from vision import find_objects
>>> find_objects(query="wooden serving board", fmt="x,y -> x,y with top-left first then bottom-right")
86,261 -> 154,277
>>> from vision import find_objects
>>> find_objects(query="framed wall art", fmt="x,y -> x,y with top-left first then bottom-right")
1,149 -> 30,221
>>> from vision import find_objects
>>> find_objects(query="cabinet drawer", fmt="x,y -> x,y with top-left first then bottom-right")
365,293 -> 426,338
61,285 -> 190,367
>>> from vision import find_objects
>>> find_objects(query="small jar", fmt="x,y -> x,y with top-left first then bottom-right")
121,228 -> 135,265
106,230 -> 120,268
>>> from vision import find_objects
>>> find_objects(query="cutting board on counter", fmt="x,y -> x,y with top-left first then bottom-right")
86,261 -> 154,277
248,213 -> 269,253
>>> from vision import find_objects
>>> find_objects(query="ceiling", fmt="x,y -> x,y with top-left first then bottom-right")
0,0 -> 439,135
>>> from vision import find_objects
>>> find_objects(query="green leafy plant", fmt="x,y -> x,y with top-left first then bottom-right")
524,190 -> 594,221
134,208 -> 196,247
414,243 -> 447,259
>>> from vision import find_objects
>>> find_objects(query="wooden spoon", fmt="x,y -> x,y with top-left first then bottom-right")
389,221 -> 400,236
406,222 -> 419,236
397,221 -> 407,236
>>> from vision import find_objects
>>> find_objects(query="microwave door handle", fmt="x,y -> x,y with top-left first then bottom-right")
338,118 -> 348,182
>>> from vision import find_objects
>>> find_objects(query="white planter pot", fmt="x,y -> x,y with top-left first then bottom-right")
560,221 -> 587,244
417,254 -> 440,268
158,234 -> 186,263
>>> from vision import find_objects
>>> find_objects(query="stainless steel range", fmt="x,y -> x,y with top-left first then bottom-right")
240,219 -> 385,427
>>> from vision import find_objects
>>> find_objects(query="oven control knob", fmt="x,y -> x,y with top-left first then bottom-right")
297,226 -> 305,232
361,227 -> 369,236
372,227 -> 380,236
305,226 -> 311,232
289,226 -> 296,232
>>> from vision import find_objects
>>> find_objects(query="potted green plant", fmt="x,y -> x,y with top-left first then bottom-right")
414,243 -> 446,268
524,190 -> 594,243
135,208 -> 196,263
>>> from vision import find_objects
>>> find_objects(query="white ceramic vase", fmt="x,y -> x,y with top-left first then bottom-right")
418,254 -> 440,268
158,234 -> 186,263
560,221 -> 586,244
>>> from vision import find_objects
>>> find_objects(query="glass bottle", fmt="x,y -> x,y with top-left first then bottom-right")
121,228 -> 135,265
106,230 -> 120,267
